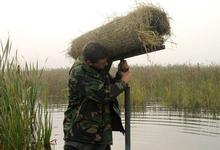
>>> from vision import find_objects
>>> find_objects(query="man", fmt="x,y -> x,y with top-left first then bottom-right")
63,42 -> 132,150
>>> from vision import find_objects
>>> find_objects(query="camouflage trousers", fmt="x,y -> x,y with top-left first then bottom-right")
64,141 -> 111,150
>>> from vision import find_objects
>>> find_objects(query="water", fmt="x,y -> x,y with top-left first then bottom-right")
49,103 -> 220,150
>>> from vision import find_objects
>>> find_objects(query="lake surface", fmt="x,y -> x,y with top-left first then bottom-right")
49,103 -> 220,150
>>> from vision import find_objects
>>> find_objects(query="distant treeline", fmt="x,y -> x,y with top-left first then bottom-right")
41,64 -> 220,113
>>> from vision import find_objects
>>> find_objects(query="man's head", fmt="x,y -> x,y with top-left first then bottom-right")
82,42 -> 109,70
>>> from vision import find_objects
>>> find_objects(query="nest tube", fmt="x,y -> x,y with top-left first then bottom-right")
68,4 -> 171,61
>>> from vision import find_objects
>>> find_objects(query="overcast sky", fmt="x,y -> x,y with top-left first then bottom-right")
0,0 -> 220,68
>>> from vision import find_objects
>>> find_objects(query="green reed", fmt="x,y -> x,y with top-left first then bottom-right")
42,64 -> 220,114
128,64 -> 220,113
0,39 -> 52,150
40,68 -> 69,104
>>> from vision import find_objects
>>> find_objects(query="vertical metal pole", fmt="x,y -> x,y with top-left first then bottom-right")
125,85 -> 131,150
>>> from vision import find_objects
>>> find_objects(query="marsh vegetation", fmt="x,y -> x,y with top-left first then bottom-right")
41,64 -> 220,114
0,39 -> 52,150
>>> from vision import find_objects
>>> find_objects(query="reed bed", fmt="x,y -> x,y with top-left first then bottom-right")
0,39 -> 52,150
40,68 -> 69,104
42,64 -> 220,114
127,64 -> 220,114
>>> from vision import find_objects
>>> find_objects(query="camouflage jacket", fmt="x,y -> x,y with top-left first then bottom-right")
63,57 -> 127,145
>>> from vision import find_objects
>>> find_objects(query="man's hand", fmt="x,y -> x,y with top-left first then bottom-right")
118,59 -> 129,72
117,59 -> 132,83
121,71 -> 132,84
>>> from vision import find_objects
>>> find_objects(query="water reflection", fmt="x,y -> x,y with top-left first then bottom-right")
49,103 -> 220,150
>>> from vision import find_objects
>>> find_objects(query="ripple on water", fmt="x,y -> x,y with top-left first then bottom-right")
49,104 -> 220,150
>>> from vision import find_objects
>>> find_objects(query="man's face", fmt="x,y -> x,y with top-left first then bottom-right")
89,58 -> 108,70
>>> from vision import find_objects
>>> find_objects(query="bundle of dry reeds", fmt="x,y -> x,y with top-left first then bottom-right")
68,4 -> 171,60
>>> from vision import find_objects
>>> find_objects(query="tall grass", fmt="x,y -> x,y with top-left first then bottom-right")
41,68 -> 69,104
128,64 -> 220,113
41,64 -> 220,114
0,39 -> 52,150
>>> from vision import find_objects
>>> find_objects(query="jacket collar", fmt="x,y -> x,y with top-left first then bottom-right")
74,56 -> 102,79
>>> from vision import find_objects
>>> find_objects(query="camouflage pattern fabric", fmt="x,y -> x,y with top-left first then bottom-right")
64,141 -> 111,150
63,57 -> 126,145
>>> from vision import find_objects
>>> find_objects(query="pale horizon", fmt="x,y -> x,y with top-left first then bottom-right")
0,0 -> 220,68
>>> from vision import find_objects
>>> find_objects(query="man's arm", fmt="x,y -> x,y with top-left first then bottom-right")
75,71 -> 131,104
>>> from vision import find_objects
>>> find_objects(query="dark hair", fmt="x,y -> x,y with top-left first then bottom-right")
82,42 -> 108,63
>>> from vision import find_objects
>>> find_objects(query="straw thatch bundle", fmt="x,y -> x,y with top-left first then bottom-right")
68,4 -> 171,60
